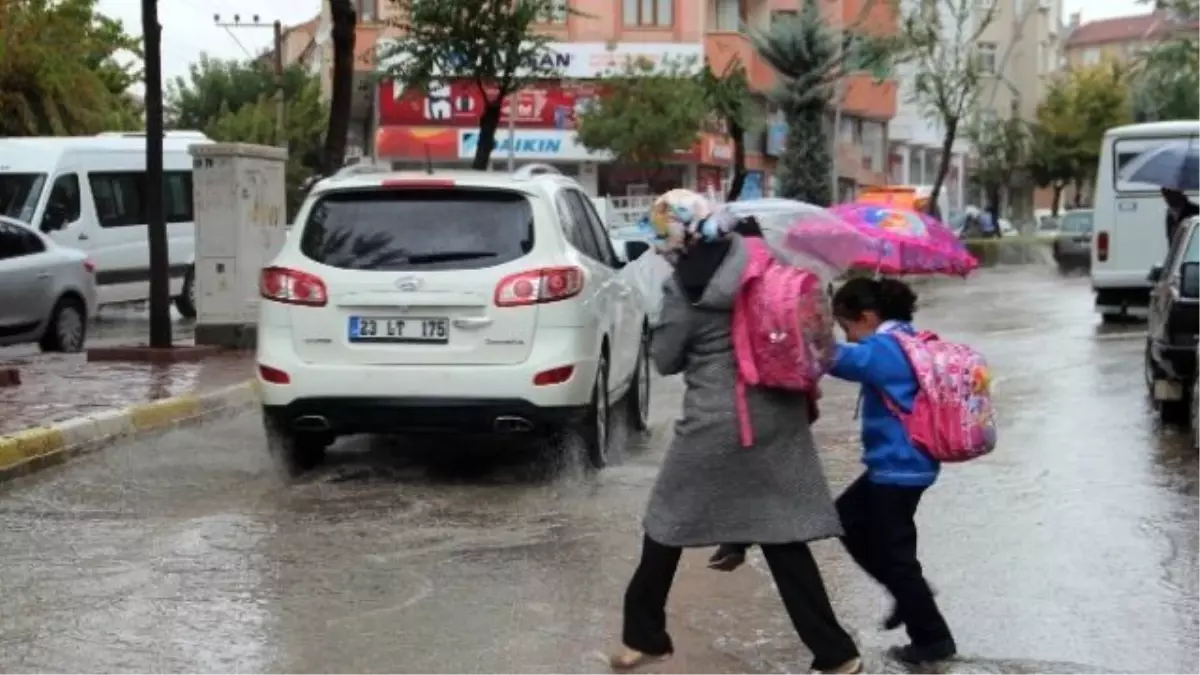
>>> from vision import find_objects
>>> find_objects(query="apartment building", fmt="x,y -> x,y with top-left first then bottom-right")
1063,10 -> 1198,68
284,0 -> 896,198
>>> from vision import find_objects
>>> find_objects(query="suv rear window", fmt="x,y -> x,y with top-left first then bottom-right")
299,188 -> 534,271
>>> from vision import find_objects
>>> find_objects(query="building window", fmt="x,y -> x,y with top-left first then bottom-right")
976,42 -> 998,73
356,0 -> 377,22
526,0 -> 567,24
861,121 -> 886,173
1082,47 -> 1101,64
714,0 -> 743,31
976,0 -> 996,9
624,0 -> 673,27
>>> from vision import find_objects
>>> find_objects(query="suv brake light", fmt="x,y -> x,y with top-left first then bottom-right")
83,259 -> 96,274
1096,231 -> 1109,262
495,267 -> 584,307
261,266 -> 328,306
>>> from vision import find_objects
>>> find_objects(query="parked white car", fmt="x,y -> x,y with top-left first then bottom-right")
255,164 -> 652,475
0,216 -> 97,351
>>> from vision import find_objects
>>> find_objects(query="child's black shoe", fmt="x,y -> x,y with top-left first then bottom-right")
708,544 -> 748,571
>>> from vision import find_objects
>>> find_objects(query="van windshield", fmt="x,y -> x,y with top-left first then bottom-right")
0,173 -> 47,223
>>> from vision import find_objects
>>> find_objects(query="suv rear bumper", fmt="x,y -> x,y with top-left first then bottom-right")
263,398 -> 587,435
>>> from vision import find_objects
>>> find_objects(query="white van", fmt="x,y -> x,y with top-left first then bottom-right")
1091,120 -> 1200,322
0,131 -> 211,317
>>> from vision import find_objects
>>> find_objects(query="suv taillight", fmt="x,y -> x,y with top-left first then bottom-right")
261,266 -> 328,306
83,259 -> 96,274
1096,231 -> 1109,262
494,267 -> 584,307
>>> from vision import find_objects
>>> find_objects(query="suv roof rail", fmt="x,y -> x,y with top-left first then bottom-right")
512,163 -> 562,179
330,162 -> 392,179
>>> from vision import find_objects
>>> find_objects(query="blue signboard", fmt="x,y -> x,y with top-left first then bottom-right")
739,171 -> 765,200
765,123 -> 787,157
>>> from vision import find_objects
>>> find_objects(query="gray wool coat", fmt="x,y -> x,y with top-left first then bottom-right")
642,235 -> 844,548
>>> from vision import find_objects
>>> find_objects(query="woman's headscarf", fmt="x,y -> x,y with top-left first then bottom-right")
637,189 -> 737,262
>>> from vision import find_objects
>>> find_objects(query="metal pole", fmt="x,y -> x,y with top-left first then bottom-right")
273,20 -> 286,148
506,90 -> 517,171
143,0 -> 172,348
830,0 -> 845,203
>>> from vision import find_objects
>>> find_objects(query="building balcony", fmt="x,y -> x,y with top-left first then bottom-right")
704,32 -> 776,92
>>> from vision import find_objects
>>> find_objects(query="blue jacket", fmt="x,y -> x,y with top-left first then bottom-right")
829,323 -> 940,487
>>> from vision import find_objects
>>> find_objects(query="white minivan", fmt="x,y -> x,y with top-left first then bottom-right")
1091,120 -> 1200,322
0,131 -> 210,317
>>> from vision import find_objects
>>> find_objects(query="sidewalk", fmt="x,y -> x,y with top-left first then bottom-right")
0,345 -> 254,435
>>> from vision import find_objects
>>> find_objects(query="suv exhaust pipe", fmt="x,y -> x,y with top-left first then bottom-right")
293,415 -> 331,432
493,416 -> 534,433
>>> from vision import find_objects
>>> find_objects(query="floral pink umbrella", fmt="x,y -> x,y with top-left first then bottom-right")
781,202 -> 977,277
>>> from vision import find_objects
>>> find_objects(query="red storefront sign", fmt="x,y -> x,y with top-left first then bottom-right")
375,126 -> 459,159
378,80 -> 602,129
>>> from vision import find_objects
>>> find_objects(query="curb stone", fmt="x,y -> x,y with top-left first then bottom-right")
0,379 -> 260,485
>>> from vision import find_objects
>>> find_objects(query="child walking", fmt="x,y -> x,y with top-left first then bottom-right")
825,277 -> 956,666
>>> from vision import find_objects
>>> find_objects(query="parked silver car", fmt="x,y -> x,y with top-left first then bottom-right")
1052,209 -> 1094,271
0,216 -> 97,351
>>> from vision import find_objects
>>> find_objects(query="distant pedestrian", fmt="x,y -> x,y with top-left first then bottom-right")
825,277 -> 957,667
611,194 -> 862,675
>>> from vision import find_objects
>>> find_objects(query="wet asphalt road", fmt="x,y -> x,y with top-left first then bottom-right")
0,266 -> 1196,674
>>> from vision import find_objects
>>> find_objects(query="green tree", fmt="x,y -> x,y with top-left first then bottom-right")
575,56 -> 709,184
900,0 -> 997,214
382,0 -> 580,170
1130,42 -> 1198,122
753,0 -> 900,205
966,111 -> 1030,227
699,60 -> 761,201
752,1 -> 838,205
325,0 -> 357,174
168,57 -> 327,216
0,0 -> 141,135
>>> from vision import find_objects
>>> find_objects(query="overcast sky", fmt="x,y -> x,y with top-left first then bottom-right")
98,0 -> 1145,87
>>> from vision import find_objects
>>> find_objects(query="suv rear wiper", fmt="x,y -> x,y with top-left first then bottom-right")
405,251 -> 498,264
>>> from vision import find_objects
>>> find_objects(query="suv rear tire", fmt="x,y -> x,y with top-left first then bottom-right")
263,413 -> 329,477
626,328 -> 651,431
583,351 -> 611,469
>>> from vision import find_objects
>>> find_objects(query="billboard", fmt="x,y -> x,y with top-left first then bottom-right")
379,80 -> 602,129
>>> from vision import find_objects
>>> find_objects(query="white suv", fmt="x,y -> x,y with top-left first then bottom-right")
256,164 -> 652,475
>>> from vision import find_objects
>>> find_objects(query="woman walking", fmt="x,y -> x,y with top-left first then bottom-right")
610,196 -> 861,675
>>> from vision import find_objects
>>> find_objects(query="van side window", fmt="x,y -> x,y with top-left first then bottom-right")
1113,136 -> 1200,193
89,171 -> 195,228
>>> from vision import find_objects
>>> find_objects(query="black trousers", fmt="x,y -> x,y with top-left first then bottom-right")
836,473 -> 953,646
622,534 -> 859,671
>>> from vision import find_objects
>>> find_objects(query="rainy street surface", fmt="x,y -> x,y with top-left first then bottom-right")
0,266 -> 1196,674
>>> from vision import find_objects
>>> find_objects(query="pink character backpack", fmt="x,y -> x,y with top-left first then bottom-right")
885,330 -> 997,462
731,238 -> 836,447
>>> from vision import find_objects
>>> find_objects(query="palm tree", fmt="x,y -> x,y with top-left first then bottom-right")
751,0 -> 838,206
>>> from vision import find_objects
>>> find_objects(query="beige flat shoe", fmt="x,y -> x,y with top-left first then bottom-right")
609,646 -> 673,671
811,656 -> 864,674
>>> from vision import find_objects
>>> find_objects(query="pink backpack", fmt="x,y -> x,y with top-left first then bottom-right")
886,331 -> 997,462
731,238 -> 836,447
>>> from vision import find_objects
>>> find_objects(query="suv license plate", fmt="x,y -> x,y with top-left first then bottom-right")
349,317 -> 449,344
